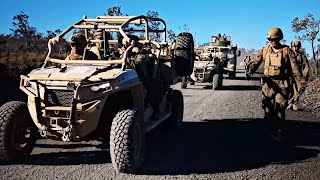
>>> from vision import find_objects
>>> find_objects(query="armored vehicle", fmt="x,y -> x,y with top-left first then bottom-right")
0,15 -> 194,173
181,34 -> 240,89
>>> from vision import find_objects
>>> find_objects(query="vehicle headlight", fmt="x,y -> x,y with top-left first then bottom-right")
26,81 -> 37,90
90,82 -> 112,92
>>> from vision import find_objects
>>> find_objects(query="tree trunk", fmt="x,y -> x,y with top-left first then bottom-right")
312,40 -> 318,75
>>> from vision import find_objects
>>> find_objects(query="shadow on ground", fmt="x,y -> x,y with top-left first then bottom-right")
27,150 -> 110,165
1,142 -> 111,165
142,118 -> 320,175
231,76 -> 262,81
186,84 -> 260,91
5,119 -> 319,175
34,143 -> 94,149
219,85 -> 261,91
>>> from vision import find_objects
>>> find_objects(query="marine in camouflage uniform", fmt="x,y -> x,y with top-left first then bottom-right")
287,40 -> 309,111
247,27 -> 305,142
118,34 -> 168,114
65,33 -> 97,60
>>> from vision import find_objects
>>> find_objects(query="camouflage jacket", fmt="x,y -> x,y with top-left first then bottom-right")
65,51 -> 98,60
294,50 -> 309,80
249,44 -> 305,88
65,52 -> 83,60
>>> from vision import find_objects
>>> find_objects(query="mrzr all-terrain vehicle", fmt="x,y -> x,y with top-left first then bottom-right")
181,34 -> 240,90
0,15 -> 194,173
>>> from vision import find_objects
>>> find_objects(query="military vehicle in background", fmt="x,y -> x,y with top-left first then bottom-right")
181,34 -> 240,90
0,15 -> 194,173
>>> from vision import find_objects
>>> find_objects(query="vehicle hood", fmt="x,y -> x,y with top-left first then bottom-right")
212,52 -> 234,59
194,61 -> 213,69
27,65 -> 123,82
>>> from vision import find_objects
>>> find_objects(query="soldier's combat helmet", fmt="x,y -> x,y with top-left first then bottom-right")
267,27 -> 284,41
291,39 -> 301,48
69,33 -> 87,46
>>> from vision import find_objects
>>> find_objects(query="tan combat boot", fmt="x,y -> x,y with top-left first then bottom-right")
292,104 -> 299,111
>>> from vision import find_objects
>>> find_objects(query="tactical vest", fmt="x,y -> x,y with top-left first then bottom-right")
66,53 -> 83,60
263,45 -> 289,78
66,51 -> 98,60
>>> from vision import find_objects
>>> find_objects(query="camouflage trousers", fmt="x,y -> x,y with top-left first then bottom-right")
288,81 -> 300,106
261,79 -> 288,131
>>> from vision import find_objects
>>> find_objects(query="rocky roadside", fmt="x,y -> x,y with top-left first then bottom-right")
300,75 -> 320,118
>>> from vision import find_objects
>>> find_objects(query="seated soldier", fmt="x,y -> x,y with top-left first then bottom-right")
65,33 -> 98,60
118,34 -> 150,80
117,34 -> 142,56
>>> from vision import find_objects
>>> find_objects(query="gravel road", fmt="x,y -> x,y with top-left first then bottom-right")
1,66 -> 319,180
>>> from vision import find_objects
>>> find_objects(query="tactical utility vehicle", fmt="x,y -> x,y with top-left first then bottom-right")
0,15 -> 194,173
181,34 -> 240,89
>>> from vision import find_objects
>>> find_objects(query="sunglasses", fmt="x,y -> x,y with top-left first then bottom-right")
267,37 -> 279,42
70,43 -> 82,47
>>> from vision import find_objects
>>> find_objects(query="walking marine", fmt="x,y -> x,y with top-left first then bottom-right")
287,39 -> 309,111
247,27 -> 306,142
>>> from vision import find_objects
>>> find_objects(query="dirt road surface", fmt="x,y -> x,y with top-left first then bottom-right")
1,66 -> 319,180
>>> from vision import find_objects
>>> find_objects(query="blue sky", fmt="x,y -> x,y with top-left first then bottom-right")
1,0 -> 319,55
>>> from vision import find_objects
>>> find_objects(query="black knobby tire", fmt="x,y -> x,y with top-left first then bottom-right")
181,76 -> 188,89
174,32 -> 195,76
109,108 -> 145,173
228,71 -> 236,79
0,101 -> 36,163
233,59 -> 237,78
212,66 -> 223,90
228,59 -> 237,79
168,90 -> 184,127
212,74 -> 220,90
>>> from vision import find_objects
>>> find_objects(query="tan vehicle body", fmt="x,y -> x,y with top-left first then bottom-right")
0,15 -> 194,173
21,67 -> 142,140
19,15 -> 184,140
183,34 -> 239,90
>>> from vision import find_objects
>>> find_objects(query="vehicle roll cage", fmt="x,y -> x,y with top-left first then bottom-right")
43,15 -> 168,68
